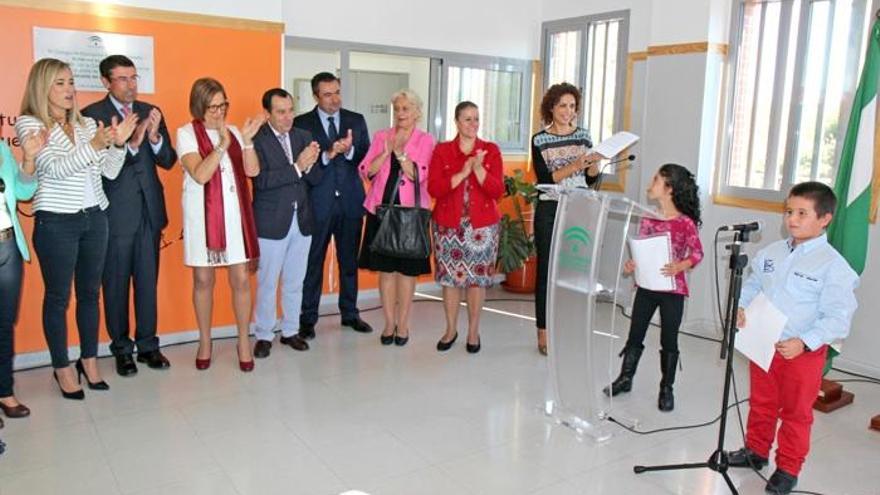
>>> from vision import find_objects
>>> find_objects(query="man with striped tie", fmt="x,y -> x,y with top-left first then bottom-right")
82,55 -> 177,377
250,88 -> 320,358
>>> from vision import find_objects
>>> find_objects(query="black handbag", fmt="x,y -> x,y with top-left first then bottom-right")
370,164 -> 432,259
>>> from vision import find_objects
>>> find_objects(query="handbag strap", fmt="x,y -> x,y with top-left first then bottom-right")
387,151 -> 421,207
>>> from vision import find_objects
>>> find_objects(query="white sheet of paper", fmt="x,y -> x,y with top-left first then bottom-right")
628,233 -> 674,291
734,293 -> 787,372
592,131 -> 640,159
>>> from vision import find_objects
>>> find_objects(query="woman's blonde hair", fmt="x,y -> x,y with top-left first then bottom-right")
20,58 -> 83,128
391,88 -> 423,122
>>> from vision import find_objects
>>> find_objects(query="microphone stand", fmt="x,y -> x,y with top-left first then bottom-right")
592,155 -> 634,191
633,229 -> 752,495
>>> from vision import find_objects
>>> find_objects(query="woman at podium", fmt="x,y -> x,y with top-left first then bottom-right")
530,83 -> 602,355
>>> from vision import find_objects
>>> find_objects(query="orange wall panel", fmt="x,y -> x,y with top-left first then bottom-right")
0,5 -> 281,353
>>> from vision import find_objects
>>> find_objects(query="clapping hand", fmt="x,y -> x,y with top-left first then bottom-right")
296,141 -> 321,173
20,129 -> 48,161
147,108 -> 163,144
111,113 -> 139,147
330,129 -> 353,158
241,114 -> 265,145
129,118 -> 150,150
218,122 -> 231,150
90,121 -> 114,150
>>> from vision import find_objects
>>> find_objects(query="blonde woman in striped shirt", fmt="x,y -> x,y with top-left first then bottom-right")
15,58 -> 137,400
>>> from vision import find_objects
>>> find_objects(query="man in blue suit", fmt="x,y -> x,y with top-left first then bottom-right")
82,55 -> 177,376
293,72 -> 372,339
251,88 -> 319,358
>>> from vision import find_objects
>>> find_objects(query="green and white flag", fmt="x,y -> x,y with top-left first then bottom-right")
823,17 -> 879,373
828,18 -> 878,275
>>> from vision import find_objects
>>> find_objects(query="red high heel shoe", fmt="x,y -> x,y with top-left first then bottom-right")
237,346 -> 254,372
195,343 -> 212,370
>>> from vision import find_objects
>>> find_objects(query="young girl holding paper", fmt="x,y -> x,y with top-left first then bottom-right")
605,163 -> 703,412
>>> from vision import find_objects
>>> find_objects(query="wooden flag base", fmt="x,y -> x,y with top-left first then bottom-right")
813,379 -> 854,413
870,415 -> 880,432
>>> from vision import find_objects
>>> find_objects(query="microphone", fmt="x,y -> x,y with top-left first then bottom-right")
717,221 -> 763,232
604,154 -> 636,170
593,154 -> 636,190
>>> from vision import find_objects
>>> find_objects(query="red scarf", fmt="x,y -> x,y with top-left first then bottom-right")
191,119 -> 260,264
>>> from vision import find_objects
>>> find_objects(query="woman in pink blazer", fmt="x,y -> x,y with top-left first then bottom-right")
358,89 -> 435,346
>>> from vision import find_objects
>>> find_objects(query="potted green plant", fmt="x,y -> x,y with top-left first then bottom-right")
497,169 -> 539,292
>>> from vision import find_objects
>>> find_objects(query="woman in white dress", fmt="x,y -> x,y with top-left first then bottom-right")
177,77 -> 264,372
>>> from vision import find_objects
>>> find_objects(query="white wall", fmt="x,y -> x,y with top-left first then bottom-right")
284,0 -> 542,59
73,0 -> 282,22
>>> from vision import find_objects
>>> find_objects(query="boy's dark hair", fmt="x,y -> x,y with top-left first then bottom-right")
658,163 -> 702,227
788,181 -> 837,217
311,72 -> 340,95
99,55 -> 135,80
261,88 -> 292,111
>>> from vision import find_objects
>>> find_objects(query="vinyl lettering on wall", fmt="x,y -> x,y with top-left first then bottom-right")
33,27 -> 155,93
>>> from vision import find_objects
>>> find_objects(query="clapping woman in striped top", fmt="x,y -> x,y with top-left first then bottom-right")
15,58 -> 137,400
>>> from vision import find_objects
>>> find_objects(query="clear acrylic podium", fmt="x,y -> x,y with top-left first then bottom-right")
539,185 -> 661,442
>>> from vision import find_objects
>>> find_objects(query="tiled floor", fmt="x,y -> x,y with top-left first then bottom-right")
1,288 -> 878,495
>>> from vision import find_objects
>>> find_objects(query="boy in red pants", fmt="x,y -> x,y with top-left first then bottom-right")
727,182 -> 859,494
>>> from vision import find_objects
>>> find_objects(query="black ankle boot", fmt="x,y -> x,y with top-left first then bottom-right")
658,349 -> 679,411
603,345 -> 644,397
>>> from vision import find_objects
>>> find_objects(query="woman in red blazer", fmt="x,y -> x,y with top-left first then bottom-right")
428,101 -> 504,354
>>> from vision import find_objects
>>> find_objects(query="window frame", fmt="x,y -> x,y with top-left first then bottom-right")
284,36 -> 532,152
540,11 -> 630,185
717,0 -> 875,203
540,11 -> 629,139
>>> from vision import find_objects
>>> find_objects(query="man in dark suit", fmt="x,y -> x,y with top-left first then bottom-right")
293,72 -> 373,339
82,55 -> 177,376
251,88 -> 319,358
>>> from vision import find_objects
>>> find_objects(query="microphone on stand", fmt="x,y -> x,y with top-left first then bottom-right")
593,154 -> 636,191
717,221 -> 763,233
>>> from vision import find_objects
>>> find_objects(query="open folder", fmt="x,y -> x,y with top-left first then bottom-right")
592,131 -> 639,159
628,233 -> 675,291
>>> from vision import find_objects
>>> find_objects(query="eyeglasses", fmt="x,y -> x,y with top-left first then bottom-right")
206,101 -> 230,113
109,75 -> 140,85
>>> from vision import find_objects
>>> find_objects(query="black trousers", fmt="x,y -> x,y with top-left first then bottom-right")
33,207 -> 108,369
0,236 -> 23,398
300,197 -> 363,325
102,211 -> 160,356
533,200 -> 557,330
625,287 -> 685,352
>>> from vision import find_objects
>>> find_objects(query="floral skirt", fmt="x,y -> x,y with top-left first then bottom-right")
432,218 -> 499,288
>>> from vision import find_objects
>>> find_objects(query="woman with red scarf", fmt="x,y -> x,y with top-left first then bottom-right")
177,78 -> 264,372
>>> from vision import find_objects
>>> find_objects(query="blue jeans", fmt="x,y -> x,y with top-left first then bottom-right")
33,207 -> 109,369
0,234 -> 23,397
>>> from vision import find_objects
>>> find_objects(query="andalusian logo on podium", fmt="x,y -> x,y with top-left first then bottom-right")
559,226 -> 592,271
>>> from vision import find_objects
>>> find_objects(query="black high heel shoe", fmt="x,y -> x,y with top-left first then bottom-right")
436,332 -> 458,352
53,370 -> 85,400
380,326 -> 396,346
466,336 -> 481,354
394,327 -> 409,347
76,359 -> 110,391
